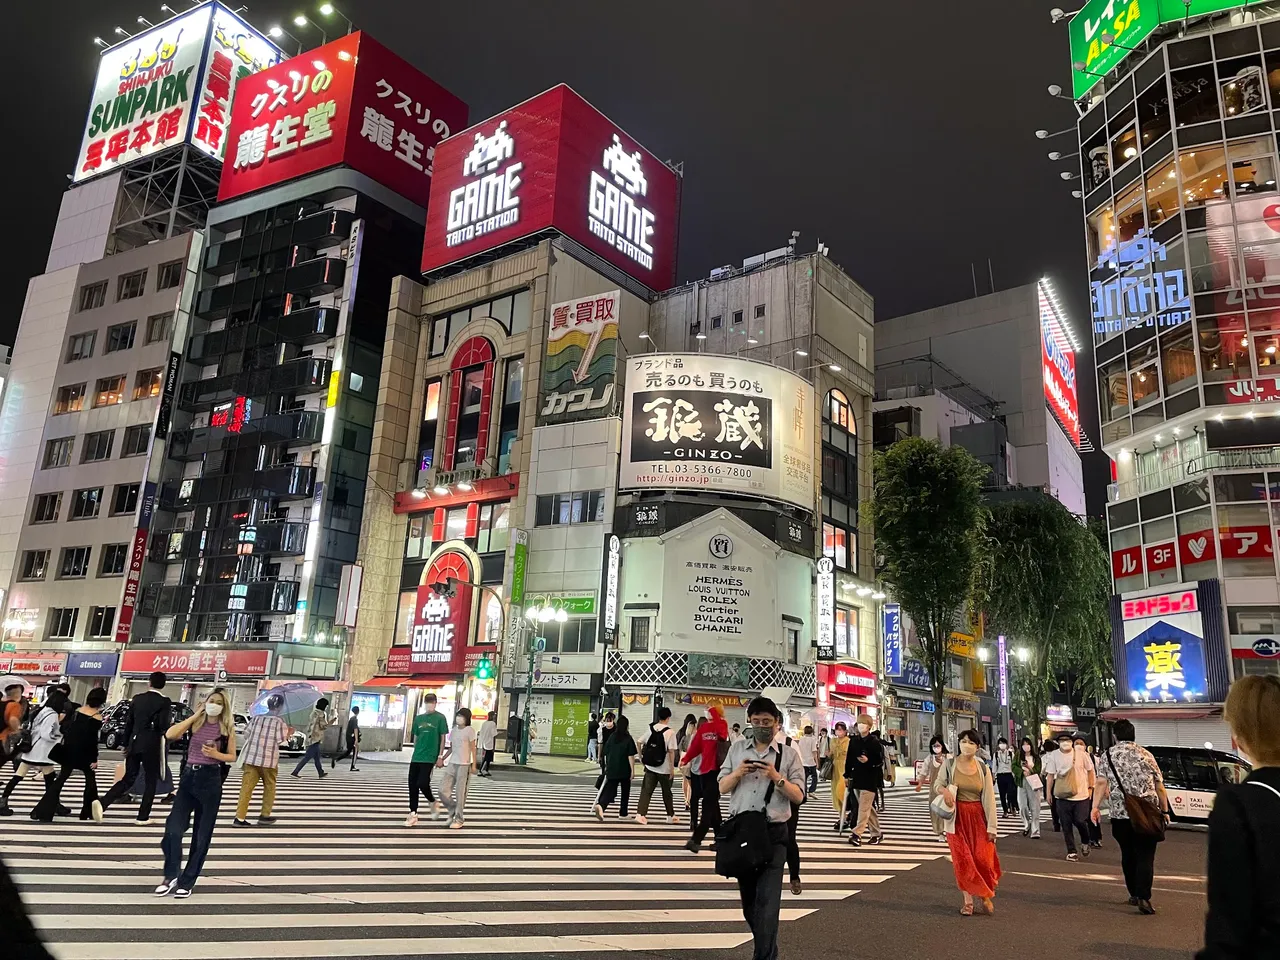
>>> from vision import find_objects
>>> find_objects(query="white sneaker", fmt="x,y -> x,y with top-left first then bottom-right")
431,802 -> 444,821
173,887 -> 193,899
634,814 -> 648,825
592,804 -> 604,822
90,800 -> 104,823
404,813 -> 418,827
134,818 -> 153,825
449,821 -> 463,830
154,879 -> 177,897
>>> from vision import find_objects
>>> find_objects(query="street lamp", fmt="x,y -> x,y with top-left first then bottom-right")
317,2 -> 355,35
293,14 -> 328,44
267,24 -> 304,56
519,603 -> 568,765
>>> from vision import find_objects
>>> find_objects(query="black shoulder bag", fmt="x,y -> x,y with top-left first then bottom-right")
714,749 -> 784,879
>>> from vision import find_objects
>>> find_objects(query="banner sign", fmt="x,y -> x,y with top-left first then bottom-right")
882,602 -> 902,677
120,647 -> 270,677
115,482 -> 157,643
409,550 -> 474,675
0,654 -> 68,677
539,290 -> 621,424
816,557 -> 836,661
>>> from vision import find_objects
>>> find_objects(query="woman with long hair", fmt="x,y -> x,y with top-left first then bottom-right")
594,714 -> 637,820
935,728 -> 1002,916
678,713 -> 698,810
915,735 -> 949,841
33,687 -> 106,822
1018,738 -> 1044,839
156,689 -> 236,899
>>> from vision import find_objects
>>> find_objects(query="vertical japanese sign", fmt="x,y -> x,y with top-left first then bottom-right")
539,290 -> 621,424
510,529 -> 528,607
602,534 -> 621,645
190,5 -> 281,161
115,482 -> 157,643
882,602 -> 902,677
816,557 -> 835,661
619,354 -> 815,510
154,351 -> 182,439
997,633 -> 1009,709
218,32 -> 467,208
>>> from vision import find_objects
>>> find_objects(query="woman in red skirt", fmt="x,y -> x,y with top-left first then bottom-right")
936,728 -> 1002,916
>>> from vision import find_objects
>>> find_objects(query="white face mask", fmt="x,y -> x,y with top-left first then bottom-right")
1060,741 -> 1072,753
856,723 -> 870,736
205,702 -> 224,718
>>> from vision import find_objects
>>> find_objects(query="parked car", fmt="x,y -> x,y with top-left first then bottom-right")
100,700 -> 193,749
1144,745 -> 1251,822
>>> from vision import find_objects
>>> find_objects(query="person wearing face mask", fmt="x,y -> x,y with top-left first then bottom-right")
439,706 -> 477,829
993,737 -> 1017,817
1046,732 -> 1096,862
1091,719 -> 1168,915
934,728 -> 1001,915
1197,675 -> 1280,958
829,722 -> 852,830
1017,738 -> 1043,839
718,697 -> 805,960
594,712 -> 617,790
406,694 -> 449,826
843,713 -> 885,846
476,712 -> 498,777
291,697 -> 334,779
156,689 -> 236,898
915,735 -> 950,841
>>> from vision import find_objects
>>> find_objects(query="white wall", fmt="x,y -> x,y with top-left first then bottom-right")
1044,410 -> 1086,516
45,175 -> 121,273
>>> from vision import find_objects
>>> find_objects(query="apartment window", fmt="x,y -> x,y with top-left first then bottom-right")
156,259 -> 183,290
823,521 -> 851,570
534,490 -> 605,526
404,515 -> 429,560
121,424 -> 151,457
19,550 -> 50,581
629,616 -> 651,654
99,543 -> 129,577
105,321 -> 136,353
786,625 -> 800,664
145,312 -> 172,344
349,372 -> 365,393
66,332 -> 95,362
69,487 -> 104,520
732,309 -> 744,325
77,280 -> 107,312
31,493 -> 61,524
93,376 -> 126,408
542,618 -> 597,655
423,380 -> 441,421
47,608 -> 79,640
117,269 -> 147,300
754,304 -> 766,319
59,546 -> 92,579
110,483 -> 140,516
133,368 -> 163,400
81,430 -> 114,463
88,606 -> 117,639
476,501 -> 510,554
53,383 -> 86,415
43,437 -> 74,469
711,315 -> 723,329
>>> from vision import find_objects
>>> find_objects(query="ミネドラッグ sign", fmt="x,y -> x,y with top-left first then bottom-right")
420,85 -> 681,291
620,354 -> 815,510
217,32 -> 467,208
75,4 -> 280,182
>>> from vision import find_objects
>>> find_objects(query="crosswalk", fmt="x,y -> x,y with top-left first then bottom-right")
2,764 -> 1031,959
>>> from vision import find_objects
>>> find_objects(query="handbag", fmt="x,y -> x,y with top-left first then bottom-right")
819,757 -> 833,781
714,750 -> 783,879
1105,748 -> 1166,842
929,759 -> 957,822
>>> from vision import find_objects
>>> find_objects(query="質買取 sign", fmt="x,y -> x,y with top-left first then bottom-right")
619,354 -> 815,511
1069,0 -> 1269,99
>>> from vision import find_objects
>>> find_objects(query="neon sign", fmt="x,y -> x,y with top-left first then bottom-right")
587,134 -> 656,270
1039,281 -> 1081,446
445,121 -> 522,247
1122,589 -> 1198,620
210,395 -> 251,432
1091,230 -> 1190,335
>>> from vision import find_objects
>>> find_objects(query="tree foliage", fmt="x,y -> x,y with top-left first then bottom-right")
979,496 -> 1113,740
868,437 -> 989,734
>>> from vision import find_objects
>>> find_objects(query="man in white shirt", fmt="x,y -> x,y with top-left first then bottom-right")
798,725 -> 819,797
635,707 -> 679,824
475,713 -> 498,777
1040,734 -> 1072,833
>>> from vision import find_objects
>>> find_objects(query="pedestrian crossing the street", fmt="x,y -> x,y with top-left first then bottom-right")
2,765 -> 1032,959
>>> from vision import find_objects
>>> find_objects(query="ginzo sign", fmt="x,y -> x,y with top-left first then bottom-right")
218,32 -> 467,208
422,84 -> 680,291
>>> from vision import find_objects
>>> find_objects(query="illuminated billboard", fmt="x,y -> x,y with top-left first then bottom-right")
218,33 -> 468,208
420,85 -> 681,291
75,3 -> 280,182
1038,280 -> 1081,447
1090,229 -> 1190,337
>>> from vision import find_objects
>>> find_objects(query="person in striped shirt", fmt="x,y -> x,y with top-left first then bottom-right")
233,694 -> 289,827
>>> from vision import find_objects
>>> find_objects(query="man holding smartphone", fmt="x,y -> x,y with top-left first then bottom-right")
719,697 -> 805,960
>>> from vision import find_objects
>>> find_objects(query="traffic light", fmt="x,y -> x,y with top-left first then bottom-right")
475,656 -> 493,680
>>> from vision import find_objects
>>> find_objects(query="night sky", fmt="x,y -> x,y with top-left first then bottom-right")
8,1 -> 1110,512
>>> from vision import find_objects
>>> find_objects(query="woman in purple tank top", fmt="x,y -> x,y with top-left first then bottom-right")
155,688 -> 236,899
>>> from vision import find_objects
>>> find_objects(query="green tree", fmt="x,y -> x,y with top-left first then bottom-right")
980,496 -> 1112,742
868,437 -> 988,735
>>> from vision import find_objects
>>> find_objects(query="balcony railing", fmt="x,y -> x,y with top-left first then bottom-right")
150,520 -> 308,562
139,579 -> 300,617
178,358 -> 331,411
1108,447 -> 1280,502
168,410 -> 323,461
161,465 -> 316,511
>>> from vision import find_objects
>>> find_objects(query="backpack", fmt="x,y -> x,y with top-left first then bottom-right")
5,700 -> 35,759
641,724 -> 669,767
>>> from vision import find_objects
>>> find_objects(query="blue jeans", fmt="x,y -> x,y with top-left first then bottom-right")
162,764 -> 222,889
292,743 -> 323,776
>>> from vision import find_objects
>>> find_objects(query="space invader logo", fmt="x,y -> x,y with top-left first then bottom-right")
588,132 -> 657,271
447,120 -> 522,246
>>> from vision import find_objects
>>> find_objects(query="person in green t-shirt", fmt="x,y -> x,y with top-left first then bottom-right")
593,715 -> 637,822
406,694 -> 449,826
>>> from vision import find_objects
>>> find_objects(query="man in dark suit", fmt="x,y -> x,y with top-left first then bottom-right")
98,671 -> 171,824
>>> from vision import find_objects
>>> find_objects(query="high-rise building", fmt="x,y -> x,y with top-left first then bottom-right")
1066,1 -> 1280,748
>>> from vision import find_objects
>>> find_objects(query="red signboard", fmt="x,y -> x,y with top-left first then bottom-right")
1178,529 -> 1217,567
218,33 -> 467,209
409,551 -> 474,675
1144,541 -> 1177,574
1121,589 -> 1198,621
120,648 -> 271,677
115,483 -> 157,644
1219,524 -> 1275,559
1039,282 -> 1080,447
385,647 -> 412,675
829,664 -> 877,698
420,84 -> 681,291
1111,544 -> 1143,580
0,654 -> 68,677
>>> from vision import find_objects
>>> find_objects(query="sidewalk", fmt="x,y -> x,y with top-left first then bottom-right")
357,745 -> 601,777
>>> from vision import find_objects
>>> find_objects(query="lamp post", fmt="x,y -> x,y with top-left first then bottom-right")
317,2 -> 355,35
519,603 -> 567,765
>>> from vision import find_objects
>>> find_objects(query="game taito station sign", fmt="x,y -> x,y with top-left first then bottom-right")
1070,0 -> 1266,99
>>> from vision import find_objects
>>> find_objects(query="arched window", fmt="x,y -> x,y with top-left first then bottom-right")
826,389 -> 854,434
822,388 -> 857,573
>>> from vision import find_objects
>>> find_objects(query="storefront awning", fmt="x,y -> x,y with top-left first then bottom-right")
1100,705 -> 1222,721
360,676 -> 458,688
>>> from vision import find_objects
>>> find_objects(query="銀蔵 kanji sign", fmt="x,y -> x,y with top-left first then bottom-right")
421,85 -> 681,291
75,4 -> 280,182
218,32 -> 467,208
